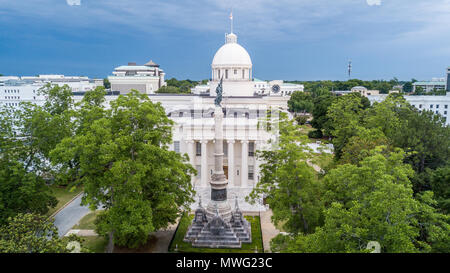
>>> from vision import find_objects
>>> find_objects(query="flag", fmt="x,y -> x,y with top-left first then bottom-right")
229,12 -> 233,20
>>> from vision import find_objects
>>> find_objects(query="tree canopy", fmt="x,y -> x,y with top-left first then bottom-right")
50,89 -> 195,249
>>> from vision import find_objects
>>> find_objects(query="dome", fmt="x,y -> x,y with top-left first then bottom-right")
351,86 -> 368,92
212,33 -> 252,67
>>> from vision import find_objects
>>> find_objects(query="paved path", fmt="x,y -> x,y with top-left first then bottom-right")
260,210 -> 280,253
65,229 -> 98,237
147,222 -> 178,253
53,194 -> 91,237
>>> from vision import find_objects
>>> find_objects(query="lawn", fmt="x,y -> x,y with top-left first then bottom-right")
82,236 -> 108,253
46,185 -> 83,217
298,124 -> 314,136
169,214 -> 264,253
72,211 -> 102,230
311,152 -> 334,170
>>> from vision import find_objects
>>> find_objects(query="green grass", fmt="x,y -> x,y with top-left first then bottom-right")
72,211 -> 101,230
311,152 -> 334,170
169,214 -> 264,253
298,124 -> 314,136
82,236 -> 108,253
47,185 -> 83,216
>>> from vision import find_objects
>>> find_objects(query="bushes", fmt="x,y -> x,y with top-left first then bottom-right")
308,130 -> 323,139
295,115 -> 308,125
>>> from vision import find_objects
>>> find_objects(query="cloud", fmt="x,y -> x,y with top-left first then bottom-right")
66,0 -> 81,6
366,0 -> 381,6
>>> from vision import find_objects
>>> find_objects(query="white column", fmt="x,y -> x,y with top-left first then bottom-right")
241,140 -> 248,188
227,140 -> 235,187
201,140 -> 208,187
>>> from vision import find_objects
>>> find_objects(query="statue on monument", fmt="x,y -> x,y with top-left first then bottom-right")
215,77 -> 223,107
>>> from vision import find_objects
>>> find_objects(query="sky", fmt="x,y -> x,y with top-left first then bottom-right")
0,0 -> 450,81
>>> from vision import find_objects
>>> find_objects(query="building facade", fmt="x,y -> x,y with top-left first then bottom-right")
0,75 -> 102,108
108,60 -> 166,94
413,79 -> 446,93
368,93 -> 450,125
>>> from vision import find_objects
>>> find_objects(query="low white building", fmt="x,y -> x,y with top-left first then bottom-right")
108,60 -> 166,94
413,79 -> 446,93
368,93 -> 450,125
0,75 -> 102,108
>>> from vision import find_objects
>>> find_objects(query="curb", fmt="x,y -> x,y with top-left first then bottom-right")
48,191 -> 84,220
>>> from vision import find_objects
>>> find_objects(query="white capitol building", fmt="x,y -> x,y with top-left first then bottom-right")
145,30 -> 293,211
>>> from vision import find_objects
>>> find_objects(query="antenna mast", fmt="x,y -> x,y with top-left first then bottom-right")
348,60 -> 352,79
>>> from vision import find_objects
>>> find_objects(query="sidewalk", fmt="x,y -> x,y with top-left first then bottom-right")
260,210 -> 280,253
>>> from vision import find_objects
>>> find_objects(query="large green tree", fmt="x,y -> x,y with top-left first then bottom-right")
50,90 -> 195,250
327,93 -> 369,159
288,91 -> 314,113
0,213 -> 81,253
272,148 -> 449,253
248,116 -> 323,234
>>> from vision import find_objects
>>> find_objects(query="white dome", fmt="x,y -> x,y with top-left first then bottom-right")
212,34 -> 252,67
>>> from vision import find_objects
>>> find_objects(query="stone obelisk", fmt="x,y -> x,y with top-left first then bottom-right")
206,78 -> 232,222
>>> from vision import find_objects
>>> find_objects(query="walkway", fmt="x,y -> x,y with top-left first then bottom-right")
260,210 -> 280,253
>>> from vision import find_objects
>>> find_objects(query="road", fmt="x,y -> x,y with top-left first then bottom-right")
52,194 -> 91,237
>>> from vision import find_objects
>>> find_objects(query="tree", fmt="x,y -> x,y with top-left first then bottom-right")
103,78 -> 111,89
50,90 -> 195,250
403,82 -> 413,93
339,127 -> 390,165
0,104 -> 57,224
392,109 -> 450,175
310,93 -> 335,136
248,116 -> 323,235
429,166 -> 450,213
272,148 -> 449,253
0,213 -> 81,253
413,86 -> 425,95
327,93 -> 368,159
156,86 -> 183,94
288,91 -> 314,113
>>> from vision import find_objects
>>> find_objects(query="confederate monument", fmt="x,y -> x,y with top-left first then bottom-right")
184,78 -> 252,248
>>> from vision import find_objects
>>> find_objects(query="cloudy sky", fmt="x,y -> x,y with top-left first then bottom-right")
1,0 -> 449,81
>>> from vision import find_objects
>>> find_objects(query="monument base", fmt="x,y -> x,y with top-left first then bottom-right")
206,200 -> 232,222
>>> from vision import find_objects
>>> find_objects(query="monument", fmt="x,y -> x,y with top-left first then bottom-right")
184,78 -> 252,248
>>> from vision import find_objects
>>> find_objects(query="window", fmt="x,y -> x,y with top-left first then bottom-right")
234,112 -> 237,118
436,111 -> 439,114
430,105 -> 433,108
179,112 -> 183,117
419,104 -> 422,109
190,110 -> 194,118
196,165 -> 201,178
444,111 -> 447,115
225,69 -> 228,79
248,165 -> 254,180
237,170 -> 239,176
196,142 -> 202,156
437,105 -> 440,109
174,141 -> 180,153
248,142 -> 255,157
245,112 -> 249,119
234,69 -> 237,75
445,105 -> 448,109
